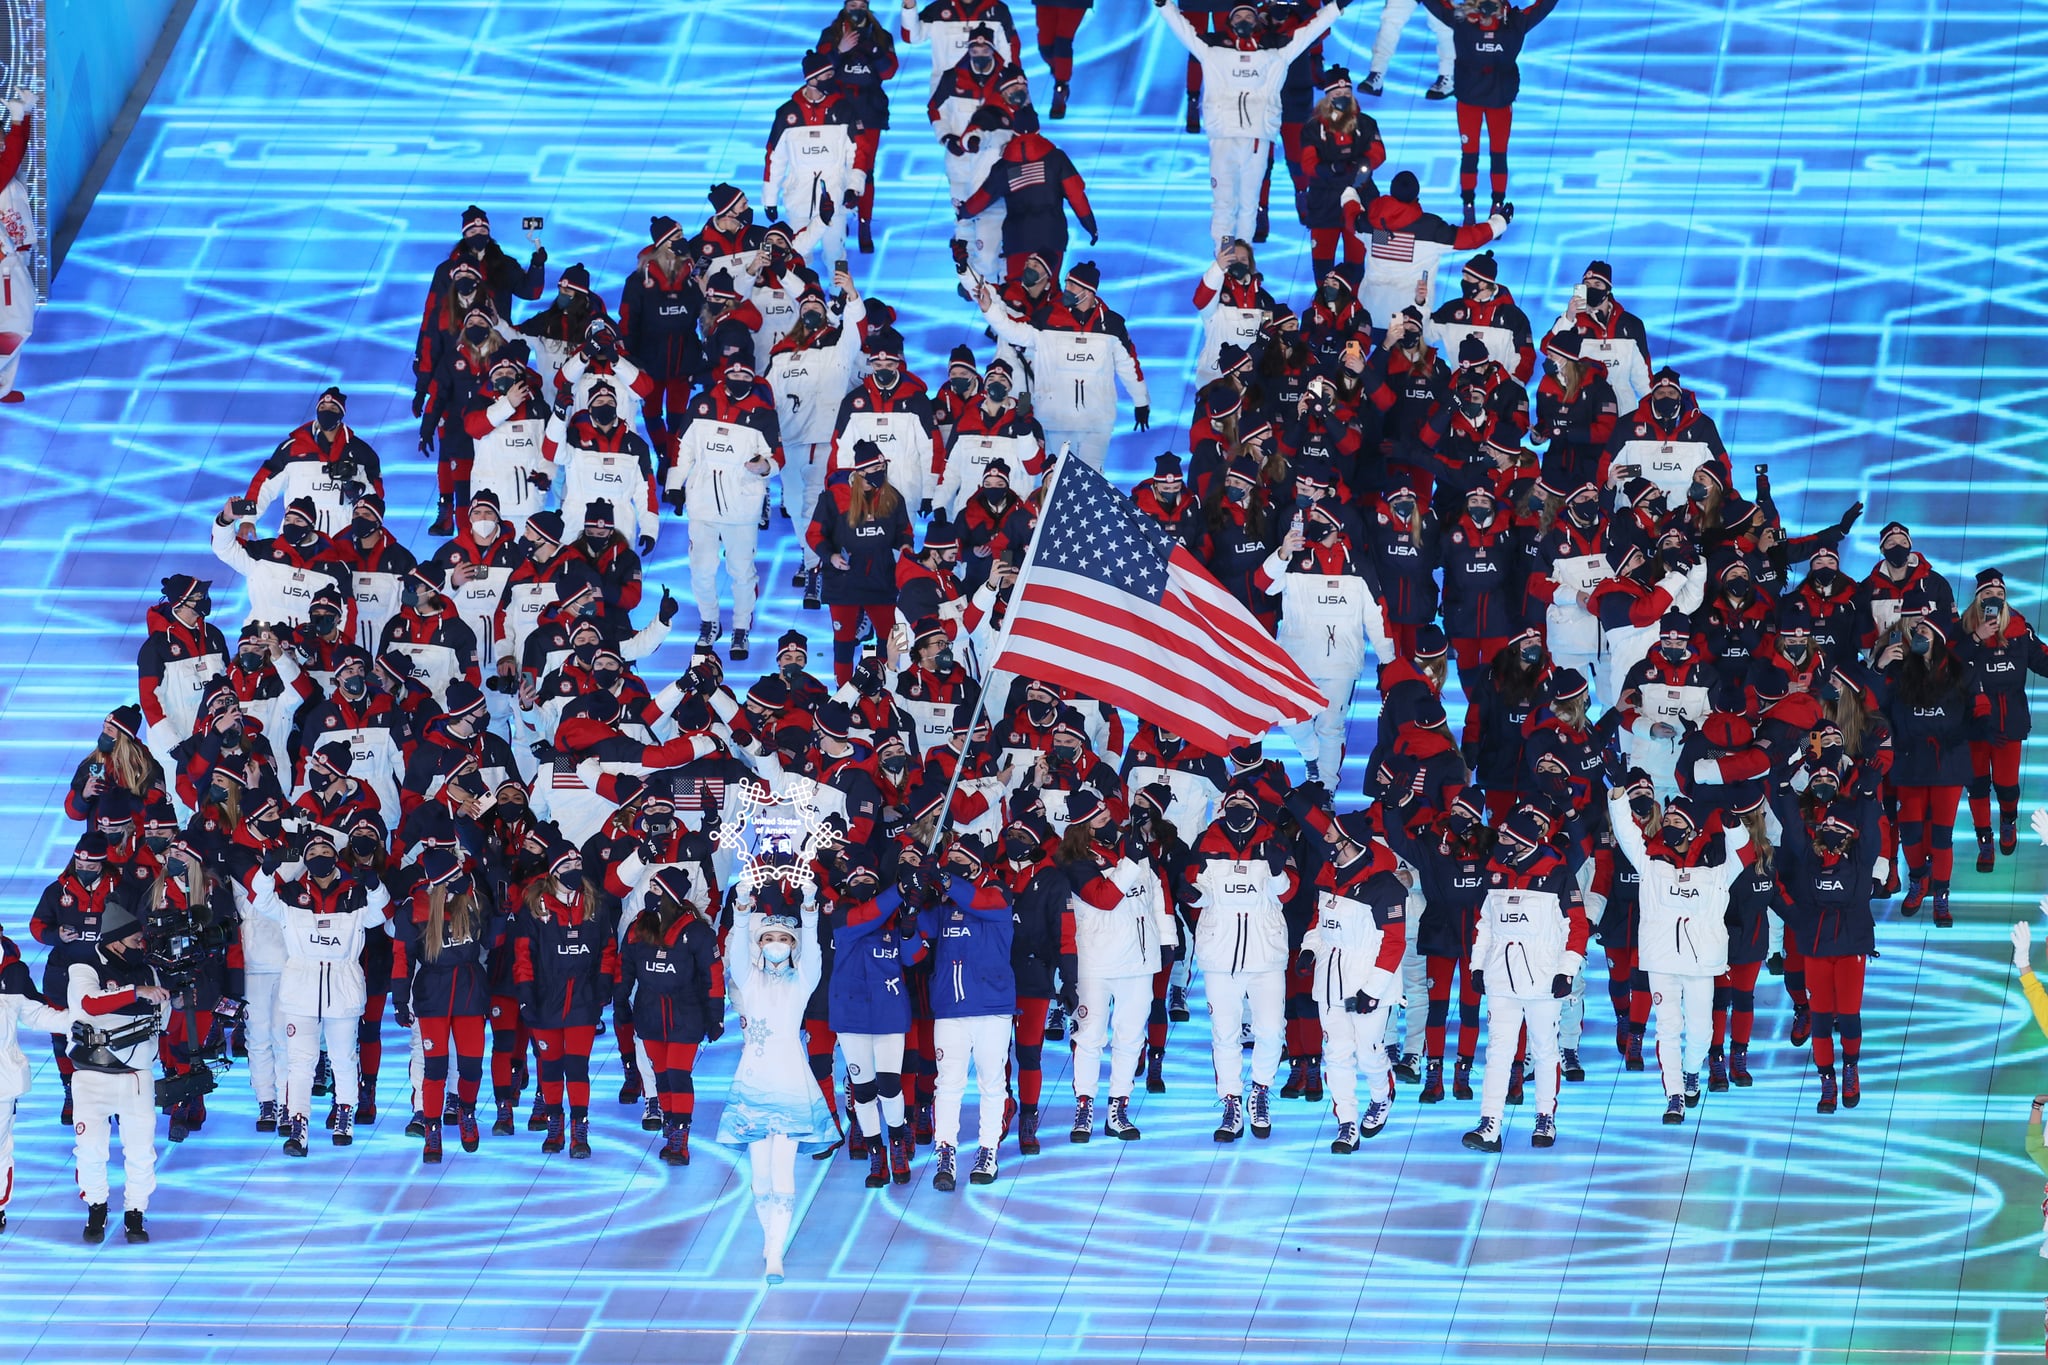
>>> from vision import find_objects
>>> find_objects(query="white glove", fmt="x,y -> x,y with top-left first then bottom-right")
1487,212 -> 1509,236
2015,920 -> 2033,972
8,87 -> 35,118
2031,808 -> 2048,847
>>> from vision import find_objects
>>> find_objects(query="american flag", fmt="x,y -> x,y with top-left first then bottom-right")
1008,159 -> 1047,190
992,459 -> 1326,755
1369,227 -> 1415,263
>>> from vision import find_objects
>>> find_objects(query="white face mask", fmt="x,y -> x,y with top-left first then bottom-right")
761,940 -> 794,964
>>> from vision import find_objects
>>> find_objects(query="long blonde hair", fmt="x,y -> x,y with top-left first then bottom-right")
424,884 -> 478,964
1739,806 -> 1774,877
94,731 -> 155,798
526,874 -> 597,923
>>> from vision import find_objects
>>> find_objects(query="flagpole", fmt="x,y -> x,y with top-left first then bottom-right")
922,442 -> 1071,855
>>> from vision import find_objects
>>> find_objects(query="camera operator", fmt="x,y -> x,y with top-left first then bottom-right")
127,846 -> 238,1143
67,902 -> 169,1243
249,828 -> 393,1156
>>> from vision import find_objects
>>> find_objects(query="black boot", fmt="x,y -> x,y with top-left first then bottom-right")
1279,1057 -> 1306,1099
1145,1046 -> 1166,1094
1018,1103 -> 1041,1155
858,218 -> 875,254
430,495 -> 454,537
1185,90 -> 1201,134
84,1202 -> 108,1243
1302,1057 -> 1323,1102
1050,81 -> 1070,119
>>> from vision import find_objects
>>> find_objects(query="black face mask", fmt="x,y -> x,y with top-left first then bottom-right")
146,835 -> 172,854
986,380 -> 1010,402
1724,581 -> 1752,603
1004,832 -> 1037,861
950,376 -> 975,397
206,785 -> 231,807
1231,17 -> 1255,35
304,854 -> 338,879
1020,268 -> 1044,289
464,324 -> 489,346
1226,262 -> 1251,280
1461,278 -> 1486,299
573,644 -> 599,667
590,403 -> 618,426
1983,595 -> 2007,613
349,833 -> 381,858
237,650 -> 265,672
1468,504 -> 1494,526
1817,742 -> 1845,766
1628,795 -> 1656,820
1535,766 -> 1570,795
879,752 -> 911,776
75,864 -> 101,886
1781,639 -> 1810,663
1654,398 -> 1682,426
285,523 -> 317,546
799,308 -> 826,330
592,667 -> 622,690
1567,500 -> 1597,525
725,378 -> 752,401
316,408 -> 343,430
1222,806 -> 1257,834
1660,642 -> 1687,661
1329,95 -> 1352,113
1808,567 -> 1837,591
969,53 -> 994,73
932,647 -> 956,673
1317,285 -> 1340,305
1584,284 -> 1610,309
1225,484 -> 1251,505
1026,700 -> 1057,727
1883,544 -> 1911,568
871,367 -> 900,390
1518,645 -> 1544,668
339,673 -> 368,698
556,868 -> 583,894
352,515 -> 380,542
1810,781 -> 1840,805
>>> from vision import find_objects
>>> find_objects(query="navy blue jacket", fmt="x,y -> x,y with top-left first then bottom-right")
918,873 -> 1017,1019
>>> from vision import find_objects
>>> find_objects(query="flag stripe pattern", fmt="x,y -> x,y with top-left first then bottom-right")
993,459 -> 1326,754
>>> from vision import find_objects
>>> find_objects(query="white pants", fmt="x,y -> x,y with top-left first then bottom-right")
1559,959 -> 1588,1050
1648,971 -> 1716,1096
781,172 -> 850,270
1479,994 -> 1561,1120
0,1098 -> 15,1209
934,1014 -> 1012,1149
1207,968 -> 1285,1098
1399,897 -> 1429,1058
1072,972 -> 1151,1100
284,1013 -> 359,1119
242,970 -> 285,1104
840,1031 -> 906,1138
957,202 -> 1007,281
0,254 -> 31,399
1369,0 -> 1455,78
408,1015 -> 425,1113
1321,997 -> 1393,1123
1041,427 -> 1110,471
749,1133 -> 798,1269
1284,679 -> 1355,774
1207,135 -> 1269,247
783,442 -> 830,548
72,1070 -> 157,1210
688,518 -> 761,632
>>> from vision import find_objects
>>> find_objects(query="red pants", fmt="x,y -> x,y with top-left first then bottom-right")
488,994 -> 529,1095
1455,103 -> 1513,198
642,1039 -> 700,1116
1010,995 -> 1049,1107
160,1007 -> 216,1081
1895,783 -> 1963,884
1803,953 -> 1865,1069
1425,952 -> 1482,1061
645,376 -> 694,459
1602,945 -> 1651,1030
828,603 -> 897,683
906,1014 -> 936,1107
1035,5 -> 1086,82
358,992 -> 386,1089
420,1013 -> 487,1117
1711,961 -> 1763,1049
853,129 -> 881,220
1968,739 -> 2022,833
530,1024 -> 596,1112
1452,635 -> 1510,678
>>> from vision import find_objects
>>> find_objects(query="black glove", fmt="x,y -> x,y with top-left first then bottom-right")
1470,968 -> 1485,996
843,187 -> 860,210
530,740 -> 558,764
764,204 -> 779,223
638,535 -> 655,555
356,870 -> 382,895
1295,949 -> 1315,976
919,498 -> 933,517
817,190 -> 834,225
1836,500 -> 1865,535
658,587 -> 680,625
703,1016 -> 725,1043
261,844 -> 287,875
1599,747 -> 1626,786
942,134 -> 965,156
1497,201 -> 1515,223
411,389 -> 427,419
529,471 -> 551,491
1551,973 -> 1572,999
1461,740 -> 1480,771
1344,989 -> 1379,1014
418,431 -> 436,458
666,488 -> 686,515
1132,405 -> 1150,432
1087,227 -> 1099,245
1285,780 -> 1329,818
393,1000 -> 414,1028
1058,982 -> 1079,1013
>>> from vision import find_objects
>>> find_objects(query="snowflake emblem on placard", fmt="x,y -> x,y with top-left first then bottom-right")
715,777 -> 843,889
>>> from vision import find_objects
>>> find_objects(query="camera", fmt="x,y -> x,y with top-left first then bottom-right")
485,673 -> 521,694
522,216 -> 544,232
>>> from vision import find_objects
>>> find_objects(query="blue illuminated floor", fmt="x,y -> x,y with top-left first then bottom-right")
3,0 -> 2048,1360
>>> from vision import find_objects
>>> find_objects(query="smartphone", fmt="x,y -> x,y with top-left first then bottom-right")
1616,465 -> 1640,481
522,216 -> 544,232
230,497 -> 258,517
1754,463 -> 1769,475
833,258 -> 850,277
